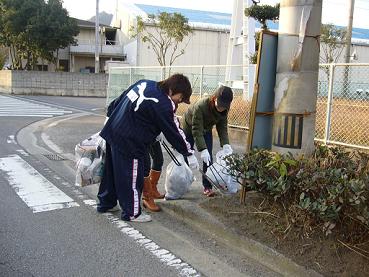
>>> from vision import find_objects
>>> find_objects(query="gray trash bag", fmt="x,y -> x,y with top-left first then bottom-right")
164,155 -> 194,200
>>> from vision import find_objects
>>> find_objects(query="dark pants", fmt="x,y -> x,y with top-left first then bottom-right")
143,140 -> 164,177
97,143 -> 144,221
185,131 -> 213,189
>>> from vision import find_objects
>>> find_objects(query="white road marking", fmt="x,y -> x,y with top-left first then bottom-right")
6,135 -> 17,144
0,95 -> 72,117
15,149 -> 29,156
41,133 -> 64,154
83,199 -> 200,277
0,155 -> 79,213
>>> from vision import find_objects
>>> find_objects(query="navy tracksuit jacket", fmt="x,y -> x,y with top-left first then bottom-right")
98,80 -> 193,220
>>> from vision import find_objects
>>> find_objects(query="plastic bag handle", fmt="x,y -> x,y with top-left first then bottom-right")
207,162 -> 228,188
161,141 -> 182,166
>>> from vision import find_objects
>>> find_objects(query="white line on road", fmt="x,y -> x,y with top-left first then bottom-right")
0,95 -> 72,117
7,135 -> 17,144
41,133 -> 64,154
83,199 -> 200,277
0,155 -> 79,213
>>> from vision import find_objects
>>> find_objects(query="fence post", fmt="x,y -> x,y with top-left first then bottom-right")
161,67 -> 165,80
200,66 -> 204,98
324,64 -> 335,145
106,68 -> 112,107
129,68 -> 132,85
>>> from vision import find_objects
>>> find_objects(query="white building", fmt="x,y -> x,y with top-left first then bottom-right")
112,3 -> 369,67
112,3 -> 231,67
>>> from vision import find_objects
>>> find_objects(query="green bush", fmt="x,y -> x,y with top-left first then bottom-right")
225,145 -> 369,236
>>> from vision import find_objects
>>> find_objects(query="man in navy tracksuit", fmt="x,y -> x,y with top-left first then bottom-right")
97,74 -> 199,222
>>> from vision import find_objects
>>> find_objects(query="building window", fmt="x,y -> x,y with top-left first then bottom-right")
59,60 -> 69,72
36,65 -> 48,71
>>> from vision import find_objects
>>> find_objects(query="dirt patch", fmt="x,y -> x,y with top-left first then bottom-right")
199,191 -> 369,277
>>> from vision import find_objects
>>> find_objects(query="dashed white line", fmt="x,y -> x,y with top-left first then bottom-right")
83,199 -> 200,277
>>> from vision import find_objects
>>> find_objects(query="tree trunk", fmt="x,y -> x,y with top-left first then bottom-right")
55,49 -> 59,71
272,0 -> 322,157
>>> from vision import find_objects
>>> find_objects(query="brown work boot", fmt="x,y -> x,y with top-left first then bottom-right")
142,177 -> 161,212
150,170 -> 164,199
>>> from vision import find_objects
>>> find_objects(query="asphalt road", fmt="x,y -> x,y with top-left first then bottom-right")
0,96 -> 185,277
0,95 -> 278,277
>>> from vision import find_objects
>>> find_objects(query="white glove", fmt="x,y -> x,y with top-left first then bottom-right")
187,154 -> 199,170
200,149 -> 212,166
222,144 -> 233,155
156,132 -> 164,142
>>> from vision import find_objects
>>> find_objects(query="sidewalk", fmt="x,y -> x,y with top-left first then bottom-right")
30,113 -> 320,277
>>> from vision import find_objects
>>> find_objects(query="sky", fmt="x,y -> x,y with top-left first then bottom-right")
62,0 -> 369,29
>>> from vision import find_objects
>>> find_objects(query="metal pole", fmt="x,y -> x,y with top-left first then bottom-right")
199,66 -> 204,98
161,67 -> 165,80
95,0 -> 100,73
343,0 -> 355,97
324,64 -> 335,145
344,0 -> 355,63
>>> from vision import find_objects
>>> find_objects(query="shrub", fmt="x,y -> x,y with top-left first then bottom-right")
225,145 -> 369,239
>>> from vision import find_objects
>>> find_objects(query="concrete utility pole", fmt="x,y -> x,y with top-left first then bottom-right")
243,0 -> 256,100
225,0 -> 255,99
95,0 -> 100,73
272,0 -> 322,156
344,0 -> 355,63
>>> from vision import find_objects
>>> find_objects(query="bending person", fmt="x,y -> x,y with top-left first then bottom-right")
182,85 -> 234,197
98,74 -> 199,222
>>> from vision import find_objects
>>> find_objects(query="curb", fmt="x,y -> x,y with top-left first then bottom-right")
160,199 -> 322,277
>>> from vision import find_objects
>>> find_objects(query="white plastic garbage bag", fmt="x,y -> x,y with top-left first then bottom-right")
164,155 -> 194,200
75,133 -> 105,162
75,132 -> 106,187
205,150 -> 241,193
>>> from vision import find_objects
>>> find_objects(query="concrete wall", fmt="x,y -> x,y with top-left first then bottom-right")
76,28 -> 97,44
74,56 -> 95,72
0,70 -> 12,93
0,70 -> 107,97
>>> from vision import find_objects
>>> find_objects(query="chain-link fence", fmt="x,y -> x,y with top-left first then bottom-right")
315,63 -> 369,150
107,63 -> 369,150
107,65 -> 251,129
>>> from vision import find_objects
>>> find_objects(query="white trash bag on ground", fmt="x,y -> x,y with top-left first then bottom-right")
164,155 -> 194,200
205,150 -> 241,193
75,132 -> 106,187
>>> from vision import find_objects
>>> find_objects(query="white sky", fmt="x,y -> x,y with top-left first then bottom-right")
62,0 -> 369,29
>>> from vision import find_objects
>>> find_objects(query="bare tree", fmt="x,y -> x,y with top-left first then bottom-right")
130,12 -> 193,67
320,23 -> 347,64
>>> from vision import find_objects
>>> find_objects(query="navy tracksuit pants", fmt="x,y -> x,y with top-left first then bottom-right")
97,143 -> 144,221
